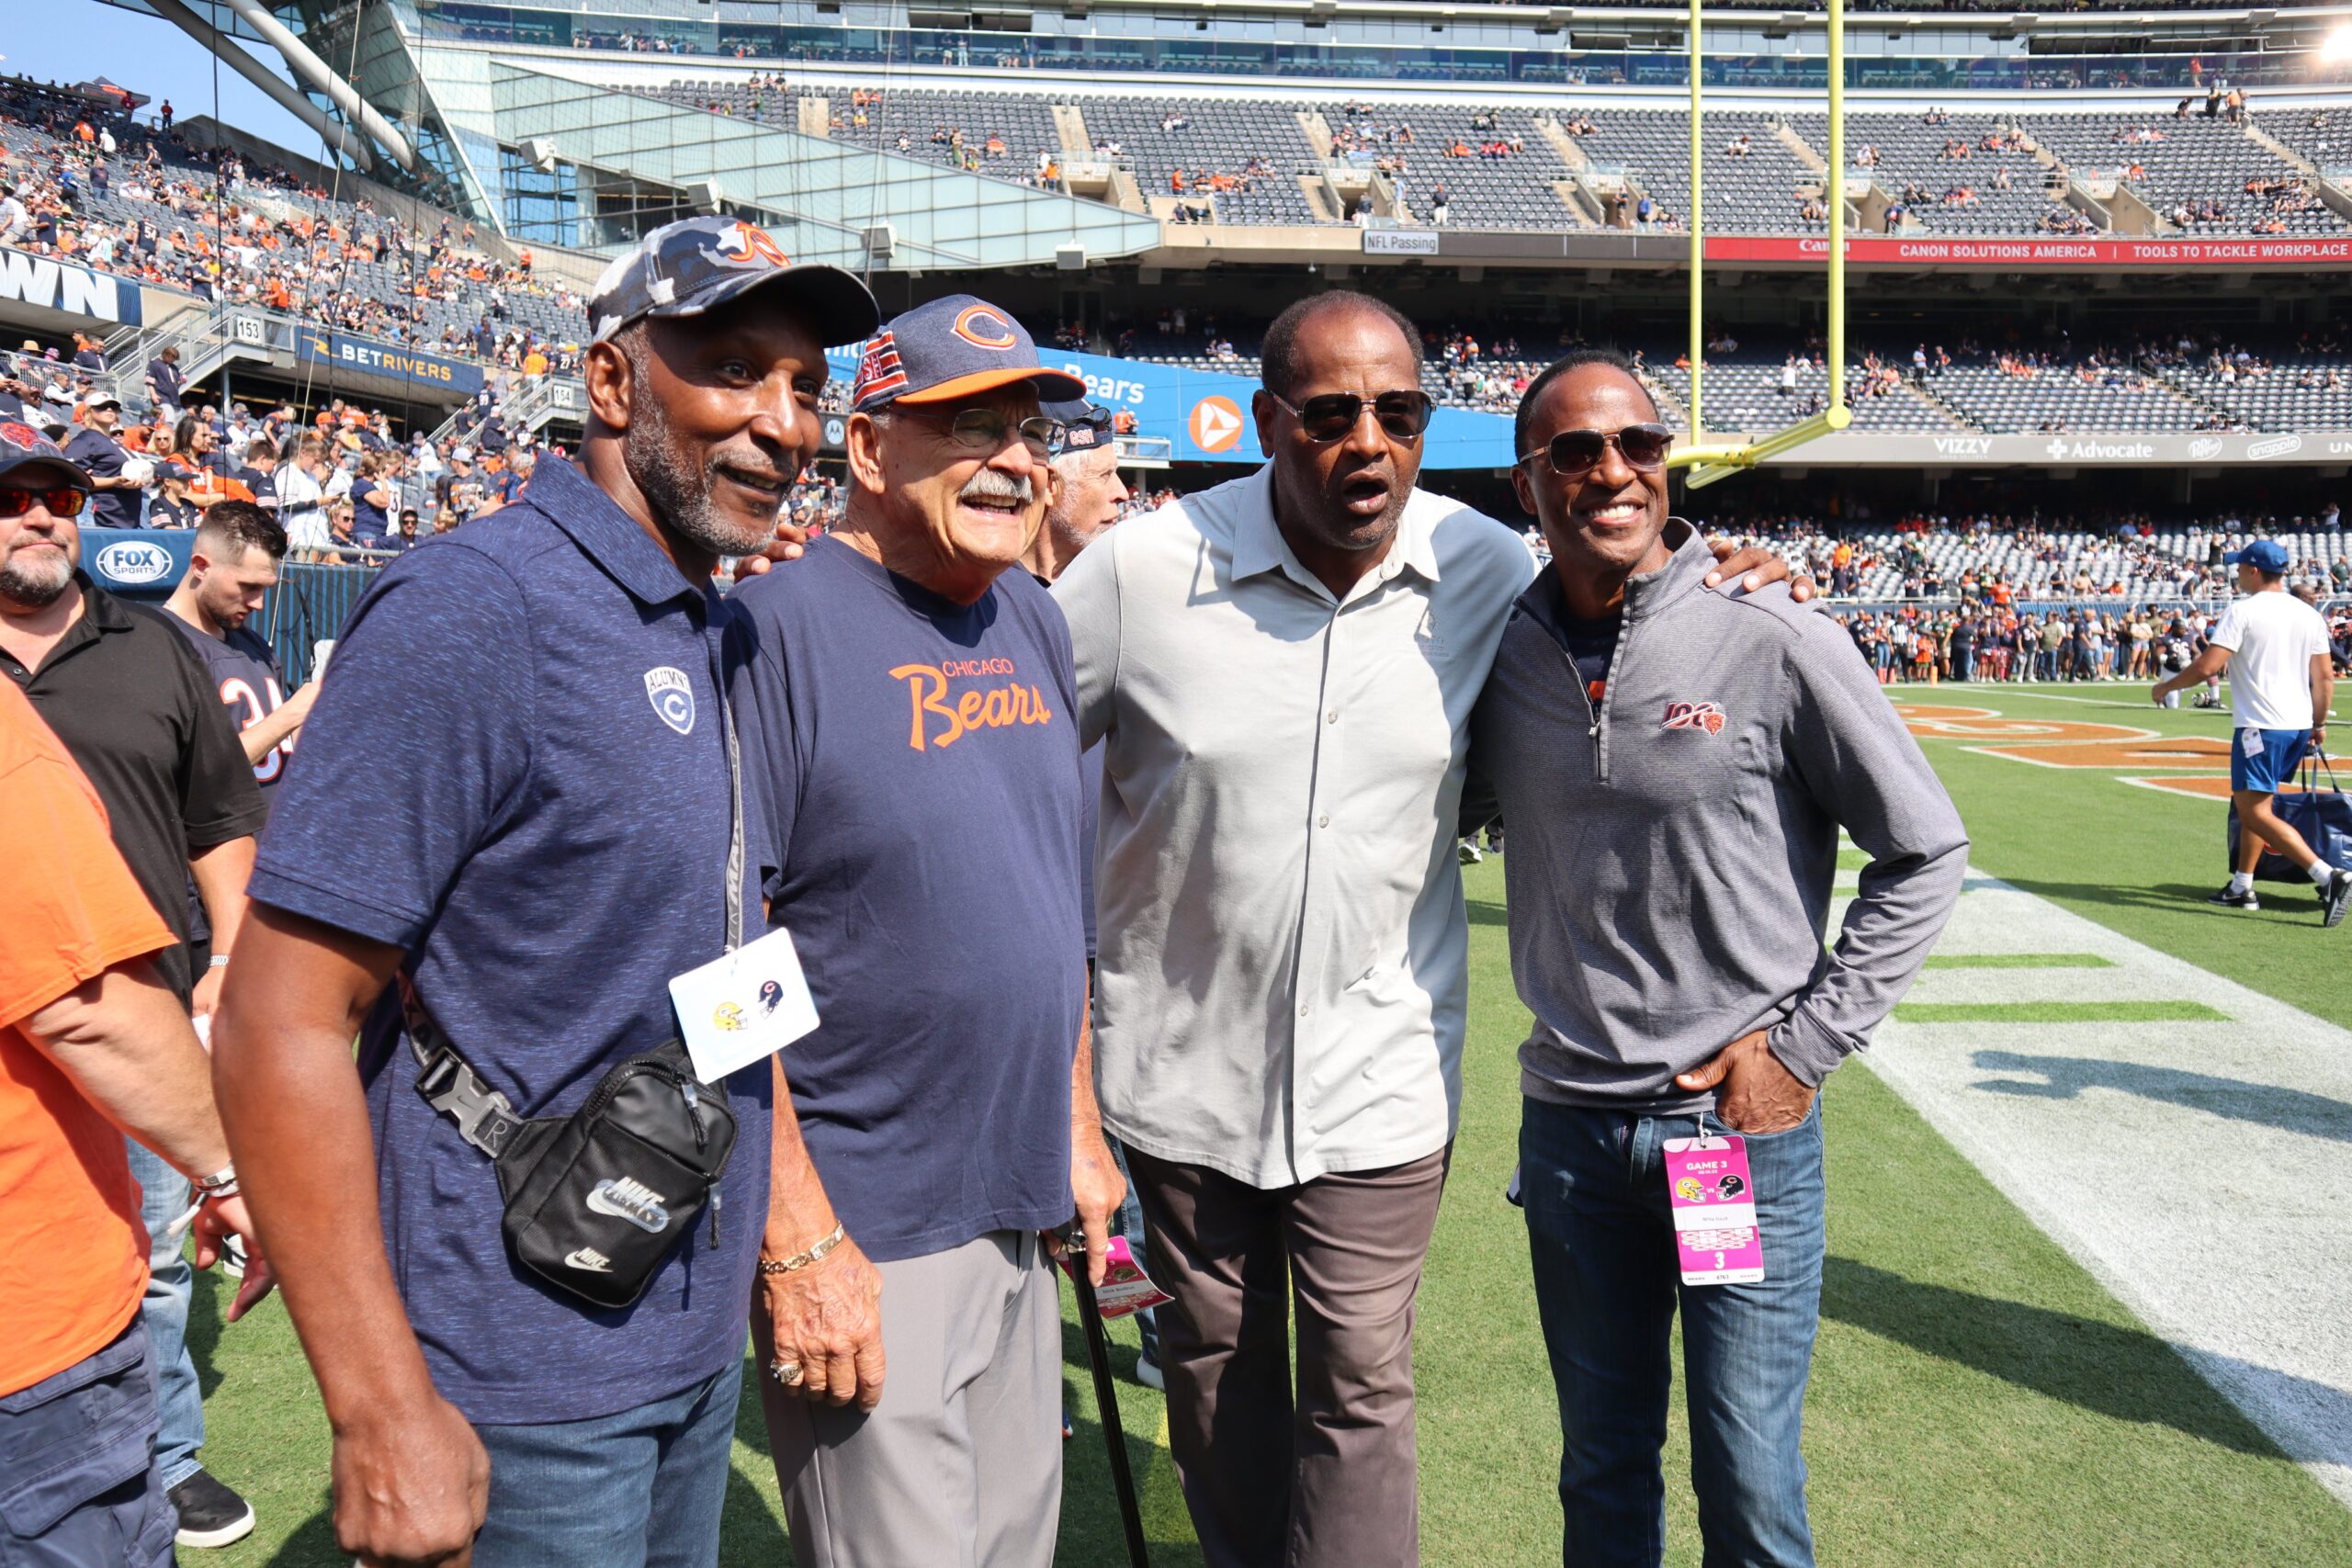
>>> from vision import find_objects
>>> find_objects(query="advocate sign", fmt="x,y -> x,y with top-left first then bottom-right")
1706,234 -> 2352,269
1754,428 -> 2352,468
0,247 -> 142,326
825,343 -> 1518,469
298,330 -> 485,396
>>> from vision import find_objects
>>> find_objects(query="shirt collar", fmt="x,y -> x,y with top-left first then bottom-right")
77,571 -> 140,632
1230,464 -> 1444,595
524,454 -> 711,610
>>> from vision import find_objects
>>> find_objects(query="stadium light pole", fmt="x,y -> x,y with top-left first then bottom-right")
1674,0 -> 1852,491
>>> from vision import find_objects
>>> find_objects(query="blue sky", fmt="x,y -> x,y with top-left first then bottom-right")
8,0 -> 321,153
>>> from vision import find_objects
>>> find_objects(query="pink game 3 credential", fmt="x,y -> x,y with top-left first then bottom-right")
1662,1135 -> 1765,1286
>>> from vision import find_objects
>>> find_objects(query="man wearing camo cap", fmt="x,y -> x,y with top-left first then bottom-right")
210,217 -> 877,1568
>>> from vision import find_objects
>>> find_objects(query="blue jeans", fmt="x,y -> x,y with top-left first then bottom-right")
1519,1097 -> 1827,1568
1108,1138 -> 1160,1364
470,1362 -> 741,1568
125,1138 -> 204,1490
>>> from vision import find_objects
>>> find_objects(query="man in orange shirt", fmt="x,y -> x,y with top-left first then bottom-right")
0,661 -> 271,1561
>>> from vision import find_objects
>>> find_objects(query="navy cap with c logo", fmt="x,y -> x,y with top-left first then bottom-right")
850,294 -> 1087,414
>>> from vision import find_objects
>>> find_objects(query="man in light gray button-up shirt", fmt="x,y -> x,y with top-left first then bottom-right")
1053,292 -> 1798,1568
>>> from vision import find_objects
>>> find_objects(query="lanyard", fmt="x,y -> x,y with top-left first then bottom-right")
707,607 -> 744,956
720,679 -> 744,955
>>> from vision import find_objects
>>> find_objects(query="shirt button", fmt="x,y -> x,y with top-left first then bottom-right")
1298,1002 -> 1311,1018
1326,708 -> 1339,724
1317,814 -> 1331,829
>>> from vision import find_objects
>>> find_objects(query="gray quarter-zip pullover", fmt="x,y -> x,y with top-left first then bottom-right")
1466,522 -> 1968,1112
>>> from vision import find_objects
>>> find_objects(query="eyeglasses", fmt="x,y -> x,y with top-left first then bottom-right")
1518,423 -> 1674,478
1267,389 -> 1433,444
0,485 -> 88,519
900,407 -> 1066,457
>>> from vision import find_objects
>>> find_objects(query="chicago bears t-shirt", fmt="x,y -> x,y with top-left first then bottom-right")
728,536 -> 1086,1264
167,617 -> 292,799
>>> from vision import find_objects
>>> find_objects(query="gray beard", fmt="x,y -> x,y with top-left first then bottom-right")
0,550 -> 74,610
621,373 -> 778,560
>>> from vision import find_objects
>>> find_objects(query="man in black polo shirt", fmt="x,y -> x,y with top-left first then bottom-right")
0,423 -> 268,1550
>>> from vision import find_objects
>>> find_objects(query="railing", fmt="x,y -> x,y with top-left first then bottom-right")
95,304 -> 319,413
262,559 -> 386,686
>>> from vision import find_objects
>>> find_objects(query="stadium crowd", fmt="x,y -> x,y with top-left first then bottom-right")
1,79 -> 590,380
0,344 -> 574,547
1830,600 -> 2352,685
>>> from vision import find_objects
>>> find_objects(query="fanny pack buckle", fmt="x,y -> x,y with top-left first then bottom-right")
414,1044 -> 521,1158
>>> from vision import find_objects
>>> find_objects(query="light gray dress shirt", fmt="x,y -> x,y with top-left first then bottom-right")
1054,464 -> 1534,1188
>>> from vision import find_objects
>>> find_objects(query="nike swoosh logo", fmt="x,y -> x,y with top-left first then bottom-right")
564,1248 -> 612,1272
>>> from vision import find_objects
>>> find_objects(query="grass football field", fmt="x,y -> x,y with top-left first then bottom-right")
184,679 -> 2352,1566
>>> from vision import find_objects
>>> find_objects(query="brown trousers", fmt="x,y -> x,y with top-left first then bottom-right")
1125,1145 -> 1452,1568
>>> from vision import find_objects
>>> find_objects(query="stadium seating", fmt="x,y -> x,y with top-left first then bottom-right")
1719,524 -> 2350,603
616,81 -> 2352,242
2021,109 -> 2341,233
1827,112 -> 2073,235
1076,96 -> 1324,225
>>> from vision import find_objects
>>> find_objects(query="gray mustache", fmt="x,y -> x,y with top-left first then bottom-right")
960,469 -> 1035,504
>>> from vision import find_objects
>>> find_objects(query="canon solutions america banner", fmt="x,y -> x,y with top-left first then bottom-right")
1705,235 -> 2352,267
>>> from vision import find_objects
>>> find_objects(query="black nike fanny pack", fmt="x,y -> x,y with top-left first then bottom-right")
402,994 -> 738,1310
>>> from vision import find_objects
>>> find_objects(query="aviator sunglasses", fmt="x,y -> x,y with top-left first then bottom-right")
1519,423 -> 1675,478
0,484 -> 89,519
1267,389 -> 1435,444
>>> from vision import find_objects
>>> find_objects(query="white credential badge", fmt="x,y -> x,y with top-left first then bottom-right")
644,666 -> 695,735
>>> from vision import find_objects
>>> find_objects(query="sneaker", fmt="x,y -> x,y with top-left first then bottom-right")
1061,1408 -> 1074,1441
1456,839 -> 1484,865
2208,884 -> 2260,911
1135,1352 -> 1165,1393
2323,868 -> 2352,930
169,1469 -> 255,1549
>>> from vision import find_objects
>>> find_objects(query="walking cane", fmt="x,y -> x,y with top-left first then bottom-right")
1072,1258 -> 1152,1568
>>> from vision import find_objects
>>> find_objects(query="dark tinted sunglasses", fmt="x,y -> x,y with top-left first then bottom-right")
1268,389 -> 1433,444
1520,423 -> 1674,477
0,484 -> 88,519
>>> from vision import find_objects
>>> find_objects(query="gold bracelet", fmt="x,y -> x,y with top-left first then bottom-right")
758,1223 -> 846,1275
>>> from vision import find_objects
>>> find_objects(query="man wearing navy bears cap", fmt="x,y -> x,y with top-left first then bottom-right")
210,218 -> 879,1568
1465,350 -> 1967,1566
728,294 -> 1124,1567
2154,536 -> 2348,924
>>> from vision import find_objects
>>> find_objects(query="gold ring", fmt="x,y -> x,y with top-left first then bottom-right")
770,1360 -> 805,1387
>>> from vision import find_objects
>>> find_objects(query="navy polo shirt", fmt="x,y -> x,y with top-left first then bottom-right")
247,454 -> 770,1427
727,537 -> 1086,1264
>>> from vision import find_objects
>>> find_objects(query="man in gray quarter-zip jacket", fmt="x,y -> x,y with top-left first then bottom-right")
1465,350 -> 1967,1568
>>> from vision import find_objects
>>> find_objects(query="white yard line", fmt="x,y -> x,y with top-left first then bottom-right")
1845,874 -> 2352,1507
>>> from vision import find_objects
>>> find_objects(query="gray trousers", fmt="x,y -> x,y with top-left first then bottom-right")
1127,1145 -> 1453,1568
758,1230 -> 1060,1568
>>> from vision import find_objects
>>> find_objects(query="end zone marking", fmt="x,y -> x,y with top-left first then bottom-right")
2121,776 -> 2322,801
1920,953 -> 2115,970
1895,1000 -> 2230,1024
1972,737 -> 2233,770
